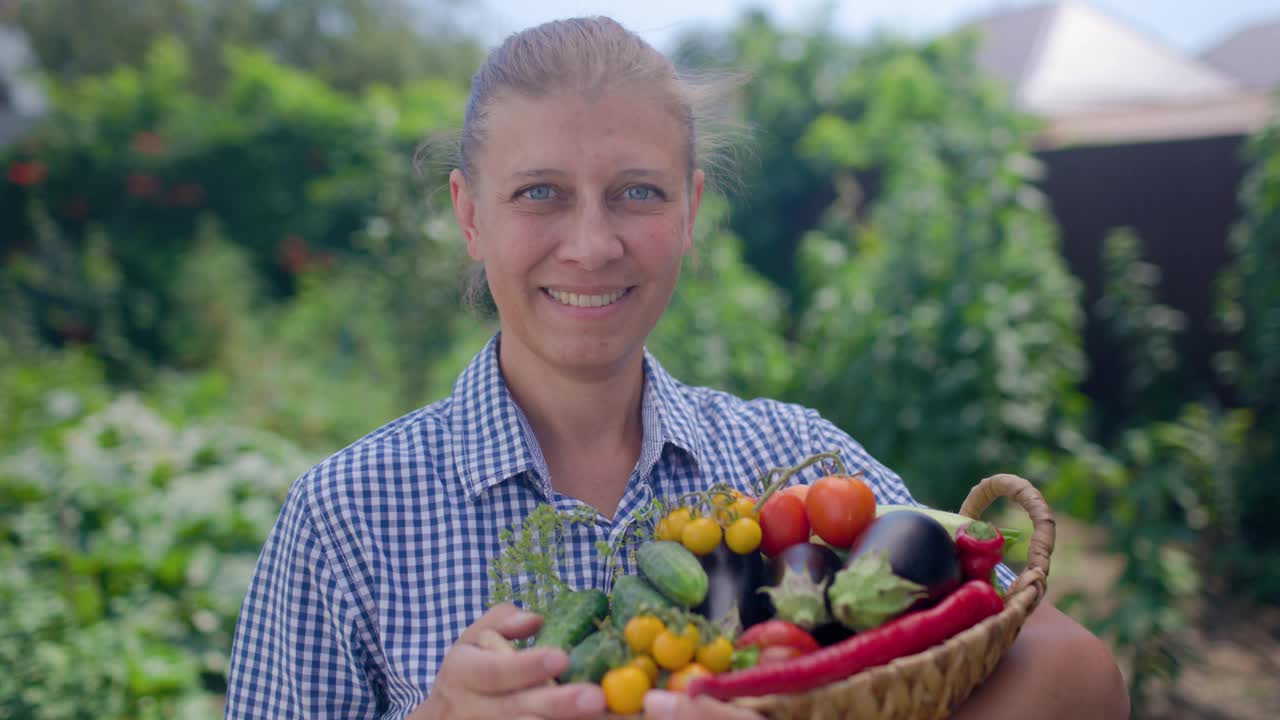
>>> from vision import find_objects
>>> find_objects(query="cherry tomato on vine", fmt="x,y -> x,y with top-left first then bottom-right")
725,516 -> 762,554
601,666 -> 650,713
806,475 -> 876,549
681,517 -> 723,556
780,484 -> 810,503
758,493 -> 809,556
730,496 -> 758,520
667,662 -> 712,693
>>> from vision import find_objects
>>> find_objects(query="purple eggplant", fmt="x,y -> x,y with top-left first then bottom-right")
828,511 -> 963,631
693,543 -> 770,630
760,542 -> 850,642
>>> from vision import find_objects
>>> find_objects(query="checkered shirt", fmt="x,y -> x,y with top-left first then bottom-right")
224,332 -> 1017,718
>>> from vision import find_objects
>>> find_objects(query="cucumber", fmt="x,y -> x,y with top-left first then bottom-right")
636,541 -> 709,608
610,574 -> 675,629
534,588 -> 608,651
560,630 -> 626,683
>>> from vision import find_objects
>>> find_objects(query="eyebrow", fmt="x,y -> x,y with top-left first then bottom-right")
508,168 -> 672,181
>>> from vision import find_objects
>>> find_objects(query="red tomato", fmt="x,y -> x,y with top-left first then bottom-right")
734,620 -> 821,654
758,493 -> 809,556
781,484 -> 809,503
757,646 -> 804,666
806,475 -> 877,549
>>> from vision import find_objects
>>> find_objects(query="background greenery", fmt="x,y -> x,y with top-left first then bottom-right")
2,2 -> 1277,717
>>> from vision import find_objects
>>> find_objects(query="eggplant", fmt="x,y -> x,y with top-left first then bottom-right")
693,544 -> 771,631
762,542 -> 851,644
827,511 -> 963,631
849,510 -> 963,599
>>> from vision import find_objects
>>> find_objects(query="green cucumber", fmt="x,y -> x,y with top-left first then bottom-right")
610,574 -> 675,628
636,541 -> 709,608
534,588 -> 608,651
560,630 -> 627,683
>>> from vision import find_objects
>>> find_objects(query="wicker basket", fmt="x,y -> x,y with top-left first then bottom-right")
612,472 -> 1057,720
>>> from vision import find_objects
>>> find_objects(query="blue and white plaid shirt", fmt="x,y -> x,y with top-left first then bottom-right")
224,333 -> 1015,718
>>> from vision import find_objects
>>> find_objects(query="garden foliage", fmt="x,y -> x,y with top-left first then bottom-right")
2,9 -> 1279,716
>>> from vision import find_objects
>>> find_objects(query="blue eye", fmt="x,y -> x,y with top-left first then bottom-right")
624,186 -> 655,201
522,185 -> 554,200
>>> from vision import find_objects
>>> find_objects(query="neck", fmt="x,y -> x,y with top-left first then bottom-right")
497,337 -> 646,499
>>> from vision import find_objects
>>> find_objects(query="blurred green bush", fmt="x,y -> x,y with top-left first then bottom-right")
0,343 -> 310,719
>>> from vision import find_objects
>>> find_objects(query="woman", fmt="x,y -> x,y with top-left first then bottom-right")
224,16 -> 1128,720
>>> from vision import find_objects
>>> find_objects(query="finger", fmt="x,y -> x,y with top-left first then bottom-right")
495,681 -> 607,720
476,628 -> 517,653
457,603 -> 543,646
643,690 -> 764,720
451,641 -> 570,694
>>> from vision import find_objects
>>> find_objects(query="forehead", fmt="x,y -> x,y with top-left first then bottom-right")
477,89 -> 689,180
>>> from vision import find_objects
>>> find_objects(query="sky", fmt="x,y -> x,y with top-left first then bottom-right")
470,0 -> 1280,56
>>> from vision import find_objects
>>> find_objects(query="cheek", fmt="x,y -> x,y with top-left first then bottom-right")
485,215 -> 555,272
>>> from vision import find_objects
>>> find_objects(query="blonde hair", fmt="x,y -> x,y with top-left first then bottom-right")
431,16 -> 745,312
459,16 -> 740,184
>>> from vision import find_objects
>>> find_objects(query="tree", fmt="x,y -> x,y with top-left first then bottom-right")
15,0 -> 481,93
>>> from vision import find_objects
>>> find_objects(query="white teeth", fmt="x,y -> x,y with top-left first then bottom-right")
546,288 -> 627,308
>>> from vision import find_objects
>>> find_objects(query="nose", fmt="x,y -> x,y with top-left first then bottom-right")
557,197 -> 624,270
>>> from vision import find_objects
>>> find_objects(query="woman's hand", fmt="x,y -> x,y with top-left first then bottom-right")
642,690 -> 763,720
408,603 -> 607,720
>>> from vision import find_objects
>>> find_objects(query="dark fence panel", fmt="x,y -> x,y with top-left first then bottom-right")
1037,134 -> 1248,432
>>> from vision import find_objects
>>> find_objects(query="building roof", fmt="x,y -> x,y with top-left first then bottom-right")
0,24 -> 46,146
967,1 -> 1240,114
961,1 -> 1274,147
1201,17 -> 1280,91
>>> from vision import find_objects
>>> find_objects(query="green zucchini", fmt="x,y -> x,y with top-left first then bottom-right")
534,588 -> 608,651
610,574 -> 675,628
636,541 -> 709,608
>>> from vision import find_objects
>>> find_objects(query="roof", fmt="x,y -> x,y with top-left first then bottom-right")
966,1 -> 1240,115
1201,17 -> 1280,91
960,1 -> 1273,147
0,24 -> 47,146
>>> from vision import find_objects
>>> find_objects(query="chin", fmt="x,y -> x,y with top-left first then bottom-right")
547,336 -> 641,375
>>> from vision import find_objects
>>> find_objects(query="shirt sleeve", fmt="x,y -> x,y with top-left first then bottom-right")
224,478 -> 378,719
806,410 -> 1019,590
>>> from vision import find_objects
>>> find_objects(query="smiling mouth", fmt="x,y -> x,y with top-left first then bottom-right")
544,287 -> 631,308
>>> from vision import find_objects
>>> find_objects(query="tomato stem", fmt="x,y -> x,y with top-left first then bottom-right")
752,450 -> 848,514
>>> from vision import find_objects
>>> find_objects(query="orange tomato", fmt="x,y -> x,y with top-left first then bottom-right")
666,662 -> 712,693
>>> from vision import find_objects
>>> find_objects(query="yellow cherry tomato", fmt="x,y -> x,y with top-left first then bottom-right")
655,517 -> 674,542
666,662 -> 712,693
695,636 -> 735,673
681,622 -> 700,648
651,626 -> 697,670
601,666 -> 651,714
725,517 -> 763,554
624,615 -> 666,655
665,508 -> 694,541
681,517 -> 723,556
730,496 -> 758,521
628,654 -> 659,683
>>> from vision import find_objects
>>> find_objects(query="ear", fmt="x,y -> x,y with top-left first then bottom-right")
683,168 -> 706,255
450,168 -> 483,261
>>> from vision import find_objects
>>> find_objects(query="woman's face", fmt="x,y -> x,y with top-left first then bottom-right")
450,88 -> 704,380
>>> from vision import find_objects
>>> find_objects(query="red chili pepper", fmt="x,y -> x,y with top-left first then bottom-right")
689,580 -> 1004,701
956,520 -> 1005,581
734,620 -> 821,655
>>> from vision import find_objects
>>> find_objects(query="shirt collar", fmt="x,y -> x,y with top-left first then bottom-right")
640,347 -> 704,472
450,333 -> 540,500
450,333 -> 705,500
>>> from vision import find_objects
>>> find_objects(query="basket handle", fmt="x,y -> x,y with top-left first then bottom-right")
957,473 -> 1056,602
